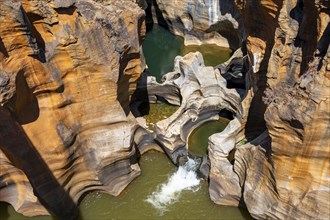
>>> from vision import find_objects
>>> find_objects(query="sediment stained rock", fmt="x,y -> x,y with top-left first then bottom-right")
209,0 -> 330,219
146,0 -> 243,49
0,0 -> 145,217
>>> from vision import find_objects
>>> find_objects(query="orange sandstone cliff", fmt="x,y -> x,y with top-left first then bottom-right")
0,0 -> 329,219
0,0 -> 145,218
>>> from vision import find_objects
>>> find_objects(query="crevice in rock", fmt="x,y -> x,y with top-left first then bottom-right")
0,37 -> 9,58
218,109 -> 234,120
145,0 -> 169,31
227,149 -> 236,165
244,0 -> 284,140
54,6 -> 76,15
118,52 -> 142,116
316,23 -> 330,71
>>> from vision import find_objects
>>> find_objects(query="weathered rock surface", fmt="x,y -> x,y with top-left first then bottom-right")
146,0 -> 243,49
1,0 -> 329,219
145,52 -> 242,163
208,0 -> 330,219
0,0 -> 145,218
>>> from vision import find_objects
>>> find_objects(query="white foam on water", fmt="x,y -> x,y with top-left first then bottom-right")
146,157 -> 201,214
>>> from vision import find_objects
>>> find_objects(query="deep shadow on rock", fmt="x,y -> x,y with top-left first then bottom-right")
0,107 -> 78,219
0,0 -> 145,217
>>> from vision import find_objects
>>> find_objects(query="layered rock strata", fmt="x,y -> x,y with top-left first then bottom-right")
1,0 -> 329,219
145,0 -> 244,49
208,0 -> 330,219
0,0 -> 145,218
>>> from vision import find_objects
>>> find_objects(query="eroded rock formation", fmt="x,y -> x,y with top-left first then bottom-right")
208,0 -> 330,219
141,52 -> 242,164
1,0 -> 329,219
145,0 -> 243,49
0,0 -> 145,218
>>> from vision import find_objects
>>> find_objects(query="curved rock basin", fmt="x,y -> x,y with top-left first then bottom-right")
188,118 -> 230,157
144,103 -> 179,130
0,152 -> 252,220
142,24 -> 232,81
79,152 -> 252,220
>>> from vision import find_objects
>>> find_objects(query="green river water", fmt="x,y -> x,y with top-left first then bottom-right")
144,103 -> 179,130
0,24 -> 252,220
142,24 -> 232,81
0,151 -> 251,220
188,119 -> 230,157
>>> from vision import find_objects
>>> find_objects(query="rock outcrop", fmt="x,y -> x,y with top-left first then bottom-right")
208,0 -> 330,219
143,52 -> 241,164
145,0 -> 243,49
0,0 -> 145,218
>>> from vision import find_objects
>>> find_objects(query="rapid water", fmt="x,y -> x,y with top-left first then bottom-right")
146,157 -> 200,214
0,152 -> 252,220
207,0 -> 220,25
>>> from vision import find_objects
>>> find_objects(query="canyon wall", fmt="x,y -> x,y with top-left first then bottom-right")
0,0 -> 145,218
145,0 -> 243,49
131,1 -> 330,219
209,0 -> 330,219
1,0 -> 329,219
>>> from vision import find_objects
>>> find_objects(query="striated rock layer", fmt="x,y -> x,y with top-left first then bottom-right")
0,0 -> 145,218
145,0 -> 244,49
1,0 -> 329,219
208,0 -> 330,219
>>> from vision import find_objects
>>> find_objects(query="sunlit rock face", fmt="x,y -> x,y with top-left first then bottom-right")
209,0 -> 330,219
0,0 -> 145,218
146,0 -> 243,49
145,52 -> 241,163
